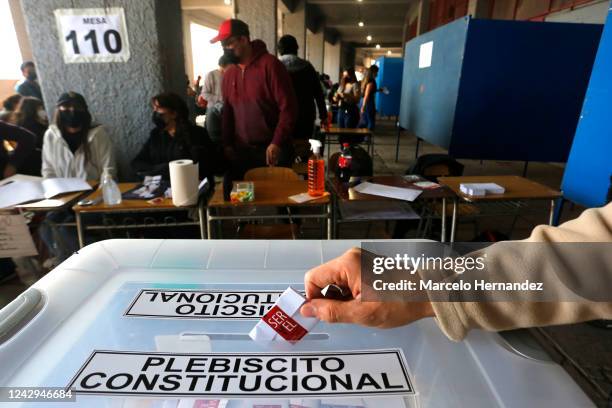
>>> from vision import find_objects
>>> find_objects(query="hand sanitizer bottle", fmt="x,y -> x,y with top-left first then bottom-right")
101,167 -> 122,205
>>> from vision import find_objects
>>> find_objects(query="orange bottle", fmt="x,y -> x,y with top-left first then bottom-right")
308,139 -> 325,197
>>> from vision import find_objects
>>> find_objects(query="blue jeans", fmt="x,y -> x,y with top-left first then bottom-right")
337,105 -> 359,128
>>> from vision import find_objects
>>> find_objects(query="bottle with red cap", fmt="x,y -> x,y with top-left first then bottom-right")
337,143 -> 352,182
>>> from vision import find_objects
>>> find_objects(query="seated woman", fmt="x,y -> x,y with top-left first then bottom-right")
40,92 -> 115,264
42,92 -> 115,180
132,92 -> 217,183
7,96 -> 47,175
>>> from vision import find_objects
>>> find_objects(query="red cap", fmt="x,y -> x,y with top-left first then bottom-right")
210,19 -> 250,44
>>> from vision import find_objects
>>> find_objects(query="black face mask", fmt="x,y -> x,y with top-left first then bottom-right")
152,111 -> 166,128
60,109 -> 87,128
26,72 -> 37,81
223,47 -> 240,65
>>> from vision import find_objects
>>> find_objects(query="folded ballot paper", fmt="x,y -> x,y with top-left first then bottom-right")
459,182 -> 505,197
249,287 -> 319,344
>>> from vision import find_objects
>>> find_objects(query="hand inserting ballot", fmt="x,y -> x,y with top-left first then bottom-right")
300,248 -> 434,328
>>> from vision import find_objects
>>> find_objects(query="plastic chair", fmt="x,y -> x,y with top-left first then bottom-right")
239,167 -> 300,239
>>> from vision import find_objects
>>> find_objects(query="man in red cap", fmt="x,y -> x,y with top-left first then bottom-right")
211,19 -> 298,181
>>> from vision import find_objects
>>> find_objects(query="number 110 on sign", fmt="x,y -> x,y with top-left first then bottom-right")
55,8 -> 130,63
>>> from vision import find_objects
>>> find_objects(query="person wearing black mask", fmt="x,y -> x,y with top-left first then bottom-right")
15,61 -> 43,100
132,92 -> 218,182
39,92 -> 115,264
41,92 -> 115,180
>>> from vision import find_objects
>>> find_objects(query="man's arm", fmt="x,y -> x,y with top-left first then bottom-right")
301,203 -> 612,341
432,203 -> 612,341
309,64 -> 327,121
201,71 -> 216,103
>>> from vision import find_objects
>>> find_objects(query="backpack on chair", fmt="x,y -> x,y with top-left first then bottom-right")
407,154 -> 464,181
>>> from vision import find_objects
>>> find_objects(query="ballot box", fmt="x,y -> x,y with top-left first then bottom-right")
0,239 -> 594,407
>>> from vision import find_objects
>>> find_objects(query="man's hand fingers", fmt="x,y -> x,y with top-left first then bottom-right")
300,298 -> 361,324
303,261 -> 350,300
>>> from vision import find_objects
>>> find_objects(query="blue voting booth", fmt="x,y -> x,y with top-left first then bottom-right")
562,3 -> 612,208
399,17 -> 603,162
374,57 -> 403,117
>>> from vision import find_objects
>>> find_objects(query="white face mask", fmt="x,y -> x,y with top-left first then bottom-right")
37,109 -> 47,121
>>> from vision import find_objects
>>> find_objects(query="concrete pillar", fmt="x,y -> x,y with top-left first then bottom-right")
416,0 -> 430,35
8,0 -> 32,61
20,0 -> 186,178
468,0 -> 492,18
281,0 -> 306,59
235,0 -> 278,54
306,28 -> 324,73
323,41 -> 341,83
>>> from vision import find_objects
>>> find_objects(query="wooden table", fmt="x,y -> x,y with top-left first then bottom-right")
72,183 -> 205,248
206,180 -> 331,239
328,175 -> 457,241
322,127 -> 373,158
438,175 -> 562,242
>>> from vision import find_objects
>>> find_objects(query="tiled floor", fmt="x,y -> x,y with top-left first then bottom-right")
0,117 -> 586,309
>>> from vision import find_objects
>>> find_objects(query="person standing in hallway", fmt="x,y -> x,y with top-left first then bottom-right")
277,34 -> 327,142
334,67 -> 360,128
359,65 -> 379,131
200,55 -> 232,144
15,61 -> 43,101
211,19 -> 298,181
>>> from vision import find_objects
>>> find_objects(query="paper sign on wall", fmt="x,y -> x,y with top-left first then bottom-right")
125,290 -> 288,320
54,8 -> 130,63
419,41 -> 433,69
67,350 -> 414,398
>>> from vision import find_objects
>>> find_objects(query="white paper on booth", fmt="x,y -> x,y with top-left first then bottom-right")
0,214 -> 38,257
353,182 -> 422,202
41,177 -> 92,199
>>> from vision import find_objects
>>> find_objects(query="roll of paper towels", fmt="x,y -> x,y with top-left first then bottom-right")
169,159 -> 199,207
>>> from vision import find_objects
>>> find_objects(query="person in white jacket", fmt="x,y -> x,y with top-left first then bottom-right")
40,92 -> 115,265
41,92 -> 115,180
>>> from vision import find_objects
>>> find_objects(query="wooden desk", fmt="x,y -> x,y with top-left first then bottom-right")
72,183 -> 205,248
207,180 -> 331,239
438,176 -> 562,241
328,176 -> 456,241
322,127 -> 373,158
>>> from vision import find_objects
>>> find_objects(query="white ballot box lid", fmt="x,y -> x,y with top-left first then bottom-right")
0,239 -> 593,408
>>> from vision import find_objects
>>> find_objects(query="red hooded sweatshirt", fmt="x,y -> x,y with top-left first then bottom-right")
222,40 -> 298,149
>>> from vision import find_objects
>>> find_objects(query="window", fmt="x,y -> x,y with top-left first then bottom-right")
0,0 -> 23,79
190,22 -> 223,81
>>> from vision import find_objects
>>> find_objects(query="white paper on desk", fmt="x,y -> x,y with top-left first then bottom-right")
18,199 -> 66,209
0,173 -> 42,187
0,180 -> 45,208
41,177 -> 91,198
289,192 -> 328,203
0,214 -> 37,257
353,182 -> 422,202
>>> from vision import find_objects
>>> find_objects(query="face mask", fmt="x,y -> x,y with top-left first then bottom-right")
27,72 -> 37,81
223,47 -> 240,65
152,111 -> 166,128
37,109 -> 47,121
60,109 -> 86,128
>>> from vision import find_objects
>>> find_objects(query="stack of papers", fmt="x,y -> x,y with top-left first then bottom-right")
353,182 -> 422,202
0,177 -> 92,208
459,183 -> 505,197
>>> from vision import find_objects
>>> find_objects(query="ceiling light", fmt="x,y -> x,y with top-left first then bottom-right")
366,35 -> 372,41
376,44 -> 380,49
387,50 -> 392,55
224,0 -> 231,4
358,21 -> 364,27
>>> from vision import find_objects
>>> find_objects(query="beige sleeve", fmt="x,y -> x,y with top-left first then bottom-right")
431,203 -> 612,341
